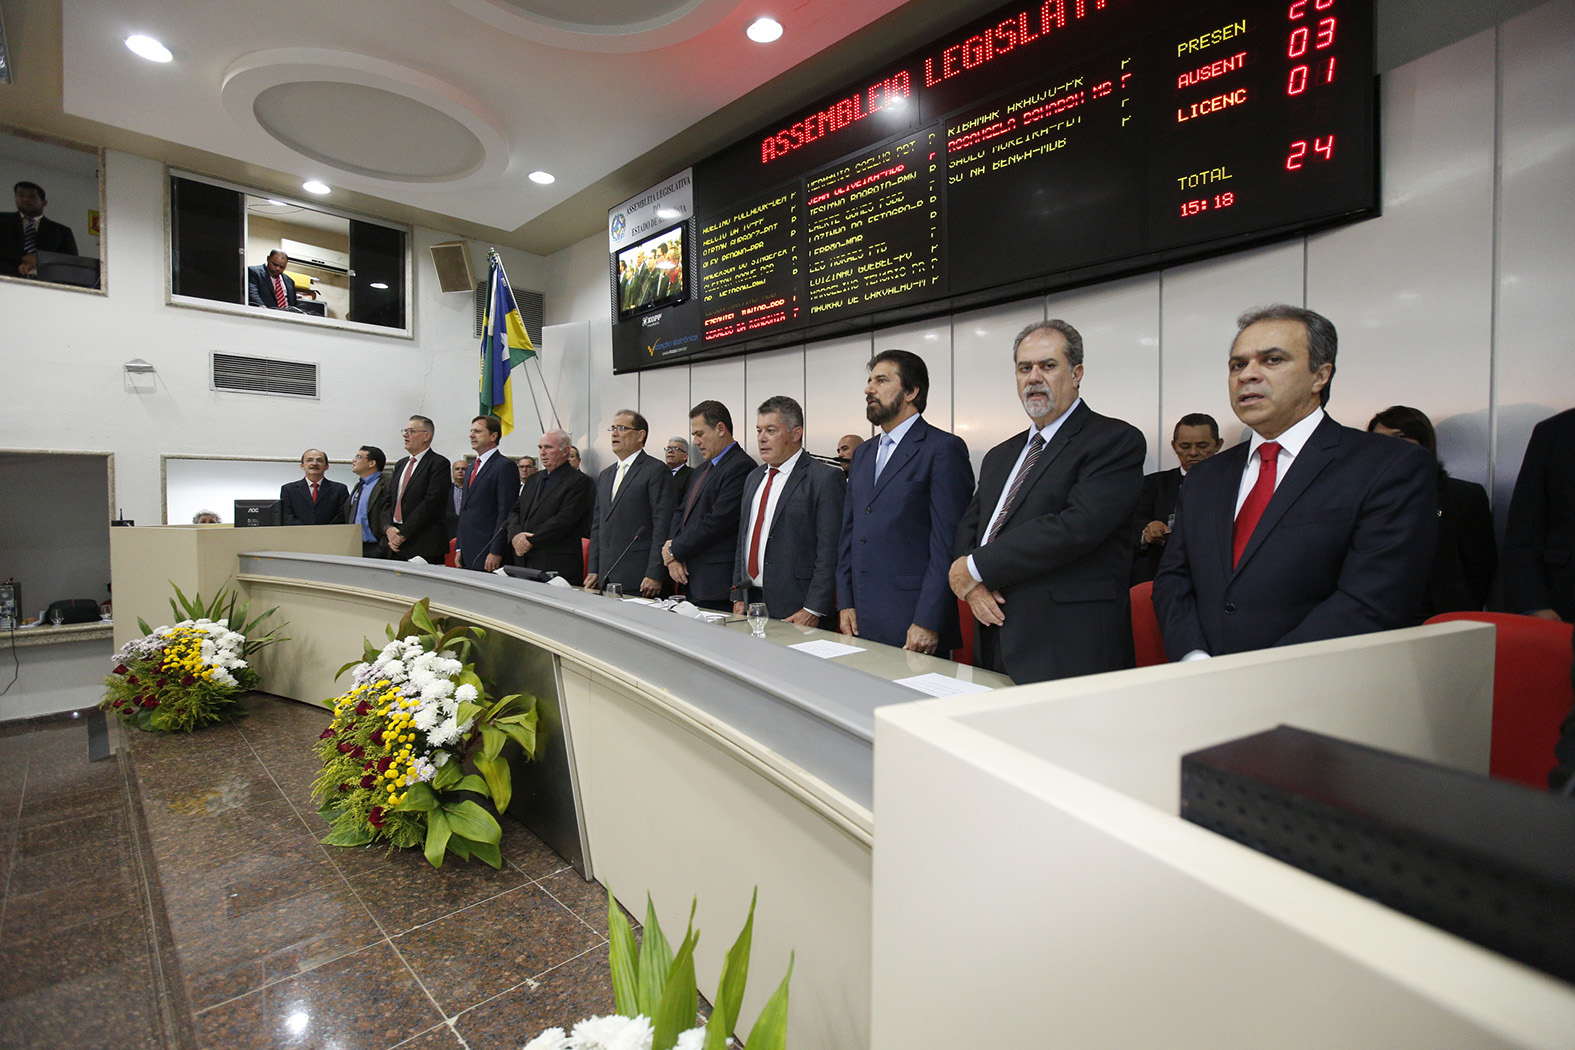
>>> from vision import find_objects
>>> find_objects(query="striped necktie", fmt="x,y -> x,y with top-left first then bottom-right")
986,432 -> 1045,543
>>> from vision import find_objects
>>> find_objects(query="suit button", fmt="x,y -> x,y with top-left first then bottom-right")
865,506 -> 872,514
1224,602 -> 1236,614
859,538 -> 866,544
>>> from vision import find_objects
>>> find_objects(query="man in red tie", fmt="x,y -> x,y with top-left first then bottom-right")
730,396 -> 845,627
247,250 -> 300,311
280,448 -> 349,525
1153,305 -> 1438,660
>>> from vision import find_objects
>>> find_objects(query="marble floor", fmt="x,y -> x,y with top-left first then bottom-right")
0,695 -> 623,1050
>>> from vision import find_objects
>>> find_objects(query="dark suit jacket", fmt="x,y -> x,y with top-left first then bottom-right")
837,415 -> 974,651
669,464 -> 694,500
1503,407 -> 1575,620
1131,467 -> 1183,585
456,452 -> 520,570
1153,414 -> 1438,660
731,454 -> 846,619
1428,473 -> 1496,615
956,402 -> 1146,683
280,477 -> 349,526
0,212 -> 78,275
667,443 -> 756,605
588,451 -> 675,590
508,465 -> 595,578
247,264 -> 299,309
338,474 -> 393,553
387,450 -> 452,562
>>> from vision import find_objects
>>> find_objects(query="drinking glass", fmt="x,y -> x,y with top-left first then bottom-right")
605,583 -> 624,599
49,608 -> 64,627
747,602 -> 769,637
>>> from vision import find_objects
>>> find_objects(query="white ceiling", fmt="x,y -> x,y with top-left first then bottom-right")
54,0 -> 920,248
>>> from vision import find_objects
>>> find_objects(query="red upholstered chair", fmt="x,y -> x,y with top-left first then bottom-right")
581,537 -> 590,580
1425,611 -> 1575,789
955,598 -> 975,667
445,538 -> 458,568
1130,580 -> 1168,668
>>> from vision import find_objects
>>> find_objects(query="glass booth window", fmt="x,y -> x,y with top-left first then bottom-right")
170,173 -> 408,331
0,127 -> 104,290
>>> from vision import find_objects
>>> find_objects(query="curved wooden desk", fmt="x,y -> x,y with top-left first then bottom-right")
235,552 -> 1009,1049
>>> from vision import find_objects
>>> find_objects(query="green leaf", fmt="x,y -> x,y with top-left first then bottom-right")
410,600 -> 437,636
637,896 -> 676,1017
473,753 -> 511,814
424,807 -> 452,867
742,953 -> 793,1050
322,824 -> 374,847
607,892 -> 640,1017
447,835 -> 472,860
137,616 -> 152,636
466,837 -> 502,869
440,799 -> 501,844
496,720 -> 537,759
450,774 -> 489,796
480,724 -> 505,761
703,889 -> 756,1050
394,782 -> 439,812
456,700 -> 484,727
652,925 -> 699,1050
334,658 -> 362,681
431,760 -> 462,790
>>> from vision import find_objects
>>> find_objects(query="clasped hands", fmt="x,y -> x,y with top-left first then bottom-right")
948,556 -> 1005,627
661,540 -> 689,585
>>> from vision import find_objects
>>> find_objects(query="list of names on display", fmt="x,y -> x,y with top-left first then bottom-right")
699,193 -> 799,343
804,127 -> 945,319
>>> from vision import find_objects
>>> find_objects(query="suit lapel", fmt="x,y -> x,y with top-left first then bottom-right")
872,417 -> 926,498
767,461 -> 808,534
608,452 -> 645,512
1204,443 -> 1249,577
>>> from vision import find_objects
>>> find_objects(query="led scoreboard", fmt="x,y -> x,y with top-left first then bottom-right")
611,0 -> 1375,371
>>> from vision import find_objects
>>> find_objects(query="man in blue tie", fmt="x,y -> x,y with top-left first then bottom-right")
949,320 -> 1146,683
837,350 -> 974,653
341,446 -> 392,557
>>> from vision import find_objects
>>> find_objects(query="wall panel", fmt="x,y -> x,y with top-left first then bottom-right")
952,298 -> 1045,476
688,356 -> 748,442
743,344 -> 807,439
1046,275 -> 1162,472
801,333 -> 876,462
872,318 -> 953,431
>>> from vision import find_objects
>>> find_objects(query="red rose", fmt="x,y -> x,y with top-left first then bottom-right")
354,700 -> 371,716
349,746 -> 365,759
338,782 -> 353,792
143,698 -> 160,708
127,675 -> 139,685
368,807 -> 385,828
181,674 -> 196,687
319,727 -> 336,739
363,760 -> 374,770
370,729 -> 385,745
337,741 -> 354,753
376,756 -> 393,772
360,774 -> 375,788
112,699 -> 123,708
113,664 -> 127,675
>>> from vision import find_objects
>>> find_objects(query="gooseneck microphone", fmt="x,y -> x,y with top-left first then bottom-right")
596,525 -> 647,592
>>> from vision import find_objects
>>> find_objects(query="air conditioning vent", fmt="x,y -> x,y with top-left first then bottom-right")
211,352 -> 319,398
474,282 -> 544,348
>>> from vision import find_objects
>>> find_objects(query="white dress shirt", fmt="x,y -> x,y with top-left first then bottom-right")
968,399 -> 1082,582
743,449 -> 803,590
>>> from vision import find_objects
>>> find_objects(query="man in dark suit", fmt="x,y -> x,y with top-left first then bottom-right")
509,429 -> 595,578
663,401 -> 755,610
2,181 -> 78,277
444,458 -> 466,547
731,396 -> 846,626
949,320 -> 1147,683
455,415 -> 520,572
1503,406 -> 1575,622
385,415 -> 451,562
247,250 -> 300,310
838,350 -> 974,653
585,410 -> 674,597
1131,414 -> 1223,584
280,448 -> 349,525
339,445 -> 393,557
664,437 -> 694,498
1153,305 -> 1437,660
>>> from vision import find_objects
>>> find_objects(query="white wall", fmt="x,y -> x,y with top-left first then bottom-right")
0,150 -> 548,526
549,1 -> 1575,522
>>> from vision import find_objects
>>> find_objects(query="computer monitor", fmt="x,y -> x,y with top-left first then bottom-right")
233,499 -> 281,527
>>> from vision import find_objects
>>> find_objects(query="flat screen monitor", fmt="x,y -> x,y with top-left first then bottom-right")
233,499 -> 281,527
615,224 -> 686,320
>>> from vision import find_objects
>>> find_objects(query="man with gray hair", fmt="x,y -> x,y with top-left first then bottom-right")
1153,304 -> 1437,659
949,319 -> 1146,683
507,428 -> 595,579
664,436 -> 694,497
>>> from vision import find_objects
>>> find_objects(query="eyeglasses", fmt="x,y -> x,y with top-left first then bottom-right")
401,428 -> 430,437
607,425 -> 641,434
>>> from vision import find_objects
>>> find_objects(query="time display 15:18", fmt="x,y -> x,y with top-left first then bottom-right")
1181,192 -> 1237,217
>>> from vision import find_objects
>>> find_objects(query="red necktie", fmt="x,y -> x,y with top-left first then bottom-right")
681,461 -> 712,525
746,467 -> 778,579
273,274 -> 287,309
310,481 -> 319,504
469,458 -> 481,486
395,456 -> 416,520
1232,442 -> 1283,567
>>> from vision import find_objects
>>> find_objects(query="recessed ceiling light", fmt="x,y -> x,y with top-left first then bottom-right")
125,34 -> 172,63
302,180 -> 330,195
746,17 -> 783,43
369,282 -> 389,290
528,170 -> 555,185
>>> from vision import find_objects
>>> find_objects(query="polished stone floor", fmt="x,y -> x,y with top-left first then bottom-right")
0,695 -> 621,1050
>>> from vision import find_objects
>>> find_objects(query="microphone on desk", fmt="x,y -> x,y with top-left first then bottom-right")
595,526 -> 646,592
461,520 -> 513,571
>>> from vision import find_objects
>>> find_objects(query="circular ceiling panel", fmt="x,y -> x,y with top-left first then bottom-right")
253,82 -> 486,181
446,0 -> 743,53
221,49 -> 510,188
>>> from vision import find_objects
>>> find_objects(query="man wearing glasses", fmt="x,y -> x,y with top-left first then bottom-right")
384,416 -> 450,562
664,437 -> 693,498
584,411 -> 675,597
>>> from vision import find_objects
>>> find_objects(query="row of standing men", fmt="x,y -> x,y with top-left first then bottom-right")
284,303 -> 1573,686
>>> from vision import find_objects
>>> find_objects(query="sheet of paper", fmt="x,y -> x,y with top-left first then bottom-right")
892,672 -> 995,698
788,639 -> 867,659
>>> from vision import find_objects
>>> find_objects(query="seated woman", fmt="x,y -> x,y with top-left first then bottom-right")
1368,405 -> 1496,615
